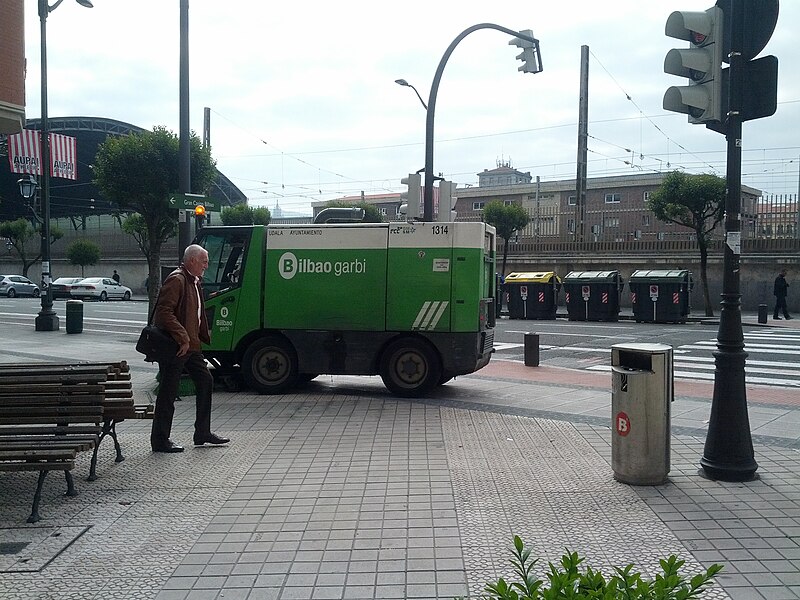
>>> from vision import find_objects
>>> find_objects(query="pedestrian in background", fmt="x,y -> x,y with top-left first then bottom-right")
112,270 -> 121,284
150,244 -> 230,453
773,268 -> 792,320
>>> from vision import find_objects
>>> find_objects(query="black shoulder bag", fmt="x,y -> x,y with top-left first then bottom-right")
135,287 -> 179,363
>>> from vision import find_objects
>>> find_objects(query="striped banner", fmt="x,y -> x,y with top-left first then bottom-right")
7,129 -> 78,180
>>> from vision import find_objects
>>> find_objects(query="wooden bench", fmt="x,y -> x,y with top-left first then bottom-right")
0,362 -> 153,522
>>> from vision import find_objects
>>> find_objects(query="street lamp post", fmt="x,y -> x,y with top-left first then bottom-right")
394,79 -> 427,110
34,0 -> 93,331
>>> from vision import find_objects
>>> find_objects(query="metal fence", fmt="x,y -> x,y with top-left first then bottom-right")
4,196 -> 799,261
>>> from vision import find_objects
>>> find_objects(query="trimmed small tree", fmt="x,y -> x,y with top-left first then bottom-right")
482,201 -> 530,276
220,203 -> 271,225
93,126 -> 215,307
648,171 -> 726,317
66,239 -> 101,277
0,218 -> 64,278
323,200 -> 384,223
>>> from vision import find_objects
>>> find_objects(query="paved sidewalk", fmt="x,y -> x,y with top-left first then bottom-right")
0,320 -> 798,599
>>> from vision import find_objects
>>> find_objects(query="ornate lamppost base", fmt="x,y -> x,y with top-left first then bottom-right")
35,312 -> 59,331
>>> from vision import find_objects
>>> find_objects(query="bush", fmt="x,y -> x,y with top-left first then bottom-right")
460,536 -> 722,600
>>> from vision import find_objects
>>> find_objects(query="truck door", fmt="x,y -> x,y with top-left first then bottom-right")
196,228 -> 251,352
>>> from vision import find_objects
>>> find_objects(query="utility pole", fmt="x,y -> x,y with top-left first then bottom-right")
177,0 -> 191,263
575,45 -> 589,242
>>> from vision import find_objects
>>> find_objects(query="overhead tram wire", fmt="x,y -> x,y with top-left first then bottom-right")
588,48 -> 720,175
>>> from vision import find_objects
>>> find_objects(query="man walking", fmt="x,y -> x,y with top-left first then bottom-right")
773,268 -> 792,320
151,244 -> 230,452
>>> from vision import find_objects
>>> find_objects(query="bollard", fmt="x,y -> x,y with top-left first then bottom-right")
758,304 -> 768,324
524,332 -> 539,367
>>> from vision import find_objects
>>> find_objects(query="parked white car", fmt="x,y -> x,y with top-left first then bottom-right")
0,275 -> 41,298
69,277 -> 132,301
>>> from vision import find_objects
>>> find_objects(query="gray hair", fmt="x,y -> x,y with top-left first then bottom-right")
184,244 -> 207,261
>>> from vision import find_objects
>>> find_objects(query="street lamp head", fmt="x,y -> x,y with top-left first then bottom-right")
76,0 -> 93,7
394,79 -> 410,87
17,176 -> 38,200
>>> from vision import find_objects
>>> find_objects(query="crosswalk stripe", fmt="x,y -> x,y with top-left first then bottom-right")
587,364 -> 800,387
674,355 -> 796,368
685,342 -> 800,355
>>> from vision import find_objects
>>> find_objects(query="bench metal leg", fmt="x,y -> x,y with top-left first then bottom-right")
88,445 -> 100,481
65,470 -> 77,496
27,470 -> 49,523
89,419 -> 125,480
108,420 -> 125,463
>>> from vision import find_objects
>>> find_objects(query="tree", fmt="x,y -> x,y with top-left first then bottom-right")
66,239 -> 101,277
482,201 -> 530,276
323,200 -> 384,223
92,126 -> 216,306
0,218 -> 63,278
220,203 -> 271,225
648,171 -> 726,317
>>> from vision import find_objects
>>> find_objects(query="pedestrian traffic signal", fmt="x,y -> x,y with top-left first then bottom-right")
508,30 -> 542,74
194,204 -> 206,229
663,7 -> 724,124
400,173 -> 421,220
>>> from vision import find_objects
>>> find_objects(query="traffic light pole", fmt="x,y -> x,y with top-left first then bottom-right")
700,2 -> 757,482
423,24 -> 539,221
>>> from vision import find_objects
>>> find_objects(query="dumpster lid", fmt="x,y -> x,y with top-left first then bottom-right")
563,270 -> 620,282
505,271 -> 560,283
629,269 -> 689,281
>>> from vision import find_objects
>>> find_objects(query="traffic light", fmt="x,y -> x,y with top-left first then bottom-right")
400,173 -> 421,220
663,7 -> 724,124
508,30 -> 542,74
437,180 -> 456,222
194,204 -> 206,229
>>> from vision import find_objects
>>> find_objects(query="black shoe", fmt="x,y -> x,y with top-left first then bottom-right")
194,433 -> 230,446
774,316 -> 782,320
786,316 -> 793,320
152,440 -> 184,453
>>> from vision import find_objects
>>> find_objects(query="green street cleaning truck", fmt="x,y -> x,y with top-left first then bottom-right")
193,221 -> 496,397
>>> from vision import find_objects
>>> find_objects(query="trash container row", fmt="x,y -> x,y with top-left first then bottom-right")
501,269 -> 693,323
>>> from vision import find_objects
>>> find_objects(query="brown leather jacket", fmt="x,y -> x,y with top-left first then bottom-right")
154,266 -> 211,351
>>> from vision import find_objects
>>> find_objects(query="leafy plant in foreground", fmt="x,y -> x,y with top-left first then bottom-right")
458,535 -> 723,600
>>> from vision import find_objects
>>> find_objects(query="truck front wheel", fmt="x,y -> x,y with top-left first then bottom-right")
242,336 -> 298,394
379,338 -> 441,398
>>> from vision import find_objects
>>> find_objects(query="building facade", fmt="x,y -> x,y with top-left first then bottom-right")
455,172 -> 763,242
0,0 -> 25,134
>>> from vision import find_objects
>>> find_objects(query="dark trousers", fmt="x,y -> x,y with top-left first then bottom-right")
151,351 -> 213,447
774,296 -> 790,318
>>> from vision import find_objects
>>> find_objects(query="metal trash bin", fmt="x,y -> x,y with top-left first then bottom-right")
65,299 -> 83,334
563,270 -> 624,321
629,269 -> 693,323
611,343 -> 673,485
505,272 -> 560,320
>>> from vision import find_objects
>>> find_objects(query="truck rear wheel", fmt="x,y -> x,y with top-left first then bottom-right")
242,336 -> 298,394
379,338 -> 441,398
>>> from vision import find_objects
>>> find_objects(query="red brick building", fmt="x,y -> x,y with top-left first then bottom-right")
0,0 -> 26,133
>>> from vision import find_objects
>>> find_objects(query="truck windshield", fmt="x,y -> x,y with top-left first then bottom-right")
196,230 -> 249,297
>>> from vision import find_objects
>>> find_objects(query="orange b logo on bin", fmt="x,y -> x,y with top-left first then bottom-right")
615,411 -> 631,436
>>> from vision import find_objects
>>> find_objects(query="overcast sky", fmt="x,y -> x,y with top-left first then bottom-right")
22,0 -> 800,215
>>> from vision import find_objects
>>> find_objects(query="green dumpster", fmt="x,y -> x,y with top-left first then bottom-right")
629,269 -> 693,323
505,272 -> 560,320
563,271 -> 624,321
65,300 -> 83,334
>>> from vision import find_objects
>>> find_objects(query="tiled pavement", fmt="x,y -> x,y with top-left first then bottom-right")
0,319 -> 799,599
